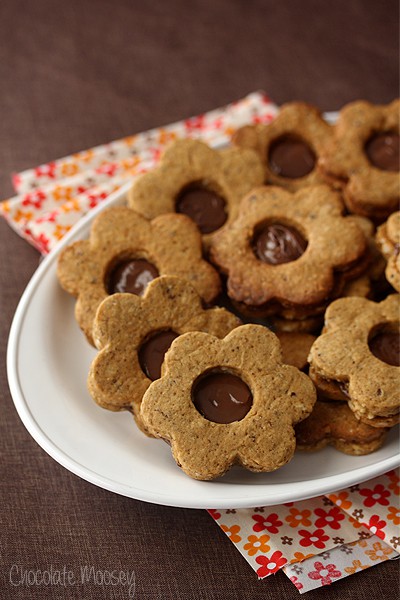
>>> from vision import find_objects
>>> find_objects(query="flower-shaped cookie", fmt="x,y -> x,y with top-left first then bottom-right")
57,206 -> 221,345
319,100 -> 400,221
233,102 -> 333,190
88,276 -> 241,432
210,185 -> 368,316
295,401 -> 388,455
308,295 -> 400,428
376,211 -> 400,292
140,324 -> 316,480
127,138 -> 264,248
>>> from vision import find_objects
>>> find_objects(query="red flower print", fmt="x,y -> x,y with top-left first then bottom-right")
360,484 -> 391,508
22,190 -> 46,209
366,514 -> 387,540
34,162 -> 56,179
184,115 -> 205,130
252,512 -> 283,534
34,233 -> 50,254
96,163 -> 118,177
289,576 -> 303,590
87,192 -> 108,208
207,509 -> 221,520
299,529 -> 330,549
314,507 -> 345,530
255,551 -> 287,577
308,561 -> 342,586
12,172 -> 22,189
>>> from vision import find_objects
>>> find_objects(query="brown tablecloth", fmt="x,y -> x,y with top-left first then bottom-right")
1,0 -> 398,597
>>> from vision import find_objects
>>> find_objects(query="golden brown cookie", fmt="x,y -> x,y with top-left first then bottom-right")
127,138 -> 264,249
376,211 -> 400,292
57,206 -> 221,345
233,102 -> 333,190
140,324 -> 316,480
88,276 -> 241,433
308,295 -> 400,428
319,99 -> 400,221
295,401 -> 389,455
275,331 -> 316,371
209,184 -> 368,319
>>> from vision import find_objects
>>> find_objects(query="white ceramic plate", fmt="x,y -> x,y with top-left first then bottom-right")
7,140 -> 400,509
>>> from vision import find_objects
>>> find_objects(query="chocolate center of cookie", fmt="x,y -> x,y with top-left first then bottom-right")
365,132 -> 399,171
176,182 -> 227,234
268,136 -> 316,178
139,330 -> 179,380
107,259 -> 159,296
368,329 -> 400,367
192,369 -> 252,423
253,222 -> 307,264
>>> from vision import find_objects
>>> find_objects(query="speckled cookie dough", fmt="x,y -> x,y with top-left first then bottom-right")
319,99 -> 400,221
376,211 -> 400,292
295,401 -> 389,455
127,138 -> 264,249
88,276 -> 240,433
209,184 -> 368,319
140,324 -> 316,480
57,206 -> 221,345
308,295 -> 400,428
233,102 -> 333,190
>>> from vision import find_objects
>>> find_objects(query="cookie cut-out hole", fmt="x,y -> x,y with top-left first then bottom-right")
138,330 -> 179,380
106,257 -> 159,296
268,135 -> 316,179
175,181 -> 227,234
192,368 -> 253,423
365,132 -> 399,172
368,322 -> 400,367
252,221 -> 308,265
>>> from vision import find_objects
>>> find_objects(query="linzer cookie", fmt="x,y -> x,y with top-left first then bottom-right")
88,276 -> 240,432
376,211 -> 400,292
232,102 -> 332,190
308,295 -> 400,428
275,331 -> 316,371
57,206 -> 221,345
127,138 -> 264,248
319,99 -> 400,221
140,324 -> 316,480
295,401 -> 389,455
274,331 -> 388,455
209,184 -> 368,324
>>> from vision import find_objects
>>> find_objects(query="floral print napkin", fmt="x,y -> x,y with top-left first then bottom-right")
1,91 -> 398,593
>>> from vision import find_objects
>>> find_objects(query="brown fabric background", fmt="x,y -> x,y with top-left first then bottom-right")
0,0 -> 399,598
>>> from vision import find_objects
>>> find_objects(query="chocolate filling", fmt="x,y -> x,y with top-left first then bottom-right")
176,181 -> 227,233
268,135 -> 316,179
107,258 -> 159,296
192,369 -> 252,423
139,330 -> 179,380
368,327 -> 400,367
253,222 -> 307,265
365,132 -> 399,172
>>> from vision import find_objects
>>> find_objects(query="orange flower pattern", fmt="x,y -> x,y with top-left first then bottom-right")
0,92 -> 278,254
1,92 -> 398,591
285,508 -> 312,528
209,468 -> 399,589
243,534 -> 270,556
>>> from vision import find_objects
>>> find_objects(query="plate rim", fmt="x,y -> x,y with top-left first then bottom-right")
6,153 -> 400,509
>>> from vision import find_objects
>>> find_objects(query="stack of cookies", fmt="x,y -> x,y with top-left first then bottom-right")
57,99 -> 399,481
